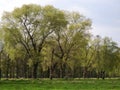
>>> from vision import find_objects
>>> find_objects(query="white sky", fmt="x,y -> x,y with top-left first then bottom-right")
0,0 -> 120,45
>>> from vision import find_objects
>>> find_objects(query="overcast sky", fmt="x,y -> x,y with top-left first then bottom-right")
0,0 -> 120,45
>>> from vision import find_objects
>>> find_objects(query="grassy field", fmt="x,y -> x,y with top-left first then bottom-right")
0,78 -> 120,90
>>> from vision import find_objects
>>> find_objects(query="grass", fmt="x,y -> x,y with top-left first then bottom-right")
0,78 -> 120,90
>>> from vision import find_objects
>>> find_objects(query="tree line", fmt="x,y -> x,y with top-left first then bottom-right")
0,4 -> 120,79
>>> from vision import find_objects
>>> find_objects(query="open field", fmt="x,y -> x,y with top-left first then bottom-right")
0,78 -> 120,90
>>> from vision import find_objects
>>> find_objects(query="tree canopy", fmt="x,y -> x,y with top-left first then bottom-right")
0,4 -> 120,79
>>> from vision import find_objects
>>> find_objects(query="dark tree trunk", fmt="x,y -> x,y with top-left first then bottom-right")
23,65 -> 28,78
83,67 -> 87,78
101,71 -> 105,80
97,72 -> 100,79
16,60 -> 19,78
60,64 -> 63,78
0,52 -> 1,80
33,62 -> 39,79
6,64 -> 9,78
49,49 -> 54,80
63,64 -> 66,78
0,68 -> 2,80
49,66 -> 53,80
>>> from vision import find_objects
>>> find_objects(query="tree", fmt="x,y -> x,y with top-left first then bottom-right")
0,4 -> 120,79
1,4 -> 67,78
79,36 -> 100,78
51,11 -> 91,78
92,37 -> 120,79
100,37 -> 119,79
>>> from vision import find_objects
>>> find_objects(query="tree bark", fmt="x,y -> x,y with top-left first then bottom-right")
101,71 -> 105,80
0,52 -> 1,80
33,62 -> 39,79
83,67 -> 87,78
49,49 -> 54,80
49,66 -> 53,80
60,64 -> 63,78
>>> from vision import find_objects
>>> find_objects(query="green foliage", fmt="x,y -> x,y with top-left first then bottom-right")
0,4 -> 120,79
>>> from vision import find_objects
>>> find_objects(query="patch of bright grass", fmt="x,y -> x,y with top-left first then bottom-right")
0,78 -> 120,90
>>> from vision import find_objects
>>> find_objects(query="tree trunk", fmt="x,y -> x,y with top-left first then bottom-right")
49,49 -> 54,80
16,60 -> 19,78
97,71 -> 101,79
49,66 -> 53,80
101,71 -> 105,80
60,64 -> 63,78
0,52 -> 2,80
0,69 -> 1,80
23,64 -> 28,78
0,52 -> 1,80
33,62 -> 39,79
5,56 -> 10,78
83,67 -> 87,78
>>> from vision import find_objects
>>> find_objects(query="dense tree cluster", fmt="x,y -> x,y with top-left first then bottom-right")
0,4 -> 120,79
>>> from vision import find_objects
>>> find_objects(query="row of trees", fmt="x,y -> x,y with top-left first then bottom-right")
0,4 -> 120,79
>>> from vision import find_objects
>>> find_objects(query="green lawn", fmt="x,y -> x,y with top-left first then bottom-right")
0,78 -> 120,90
